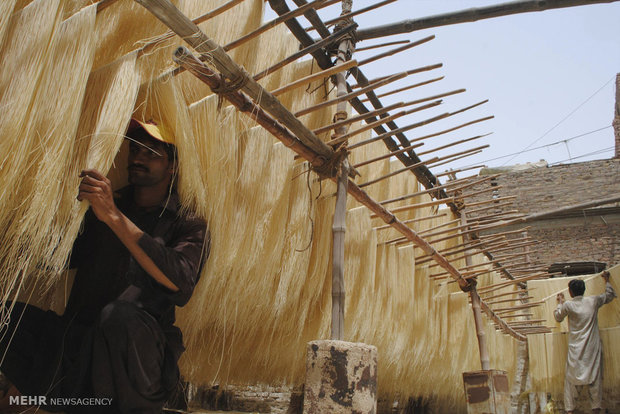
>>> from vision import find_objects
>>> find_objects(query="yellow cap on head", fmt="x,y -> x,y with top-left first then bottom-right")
127,119 -> 175,145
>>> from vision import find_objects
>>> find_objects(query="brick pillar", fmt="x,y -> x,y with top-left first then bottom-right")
614,73 -> 620,159
303,340 -> 377,414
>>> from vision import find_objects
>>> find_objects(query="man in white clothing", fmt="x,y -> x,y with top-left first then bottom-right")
554,270 -> 616,413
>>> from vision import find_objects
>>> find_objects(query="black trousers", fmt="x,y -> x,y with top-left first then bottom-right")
0,301 -> 178,413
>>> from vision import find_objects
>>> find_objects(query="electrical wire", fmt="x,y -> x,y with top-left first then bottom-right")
458,125 -> 611,169
549,146 -> 615,166
501,76 -> 615,166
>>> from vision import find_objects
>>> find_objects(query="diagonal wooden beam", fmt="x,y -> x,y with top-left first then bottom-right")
356,0 -> 620,41
135,0 -> 334,161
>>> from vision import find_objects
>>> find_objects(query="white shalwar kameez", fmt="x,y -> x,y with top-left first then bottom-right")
553,282 -> 616,411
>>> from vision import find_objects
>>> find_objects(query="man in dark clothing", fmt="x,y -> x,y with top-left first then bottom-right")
0,119 -> 209,413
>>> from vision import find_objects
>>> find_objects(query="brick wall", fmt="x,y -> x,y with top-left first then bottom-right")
463,158 -> 620,269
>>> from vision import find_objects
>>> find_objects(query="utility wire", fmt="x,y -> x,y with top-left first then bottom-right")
501,76 -> 615,166
549,146 -> 615,166
459,125 -> 611,169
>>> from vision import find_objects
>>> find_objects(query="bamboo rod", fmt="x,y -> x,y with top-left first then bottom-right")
407,116 -> 494,145
349,112 -> 451,150
352,64 -> 443,88
271,59 -> 358,96
463,195 -> 517,208
356,39 -> 410,52
361,76 -> 444,101
357,35 -> 435,67
478,272 -> 554,294
330,99 -> 443,147
418,133 -> 491,157
224,0 -> 338,51
465,201 -> 515,215
506,319 -> 544,325
331,163 -> 348,340
435,164 -> 485,178
427,145 -> 490,168
466,210 -> 521,223
487,241 -> 539,255
426,241 -> 511,267
313,101 -> 404,135
494,301 -> 544,313
373,212 -> 447,230
380,174 -> 494,207
432,154 -> 483,171
418,218 -> 460,235
313,0 -> 398,29
254,23 -> 358,81
500,313 -> 534,320
351,140 -> 425,167
478,227 -> 531,239
376,197 -> 454,221
141,0 -> 334,159
355,0 -> 620,41
328,110 -> 409,147
359,157 -> 440,188
457,185 -> 502,201
415,234 -> 507,261
417,221 -> 526,245
481,289 -> 533,302
295,63 -> 442,117
471,286 -> 491,370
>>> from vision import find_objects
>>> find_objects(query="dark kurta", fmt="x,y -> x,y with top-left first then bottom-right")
0,187 -> 208,413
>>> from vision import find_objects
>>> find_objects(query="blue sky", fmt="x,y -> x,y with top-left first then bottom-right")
266,1 -> 620,175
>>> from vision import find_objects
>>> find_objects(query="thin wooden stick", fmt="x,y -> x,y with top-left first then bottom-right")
352,140 -> 425,167
427,145 -> 490,168
478,227 -> 531,239
374,196 -> 455,221
328,110 -> 409,147
418,218 -> 461,235
316,0 -> 398,28
349,112 -> 451,150
136,0 -> 253,58
313,101 -> 404,135
333,100 -> 443,148
357,35 -> 435,67
295,63 -> 442,117
380,174 -> 494,207
481,290 -> 533,302
359,157 -> 440,188
432,152 -> 484,170
416,236 -> 508,262
272,59 -> 358,96
406,116 -> 494,145
224,0 -> 339,51
361,76 -> 444,101
374,212 -> 447,230
436,165 -> 486,178
457,185 -> 502,201
427,243 -> 511,268
254,23 -> 358,81
478,273 -> 555,294
463,195 -> 517,208
418,133 -> 491,157
465,201 -> 515,215
356,39 -> 410,52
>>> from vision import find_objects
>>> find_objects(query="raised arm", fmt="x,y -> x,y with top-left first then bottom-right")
77,169 -> 181,292
553,292 -> 567,322
598,271 -> 617,307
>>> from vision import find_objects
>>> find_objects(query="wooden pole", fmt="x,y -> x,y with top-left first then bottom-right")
355,0 -> 620,41
312,0 -> 397,28
470,284 -> 491,370
331,0 -> 354,341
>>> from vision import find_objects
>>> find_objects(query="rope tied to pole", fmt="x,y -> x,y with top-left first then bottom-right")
212,68 -> 251,109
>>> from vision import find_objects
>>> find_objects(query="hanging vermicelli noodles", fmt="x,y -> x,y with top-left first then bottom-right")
2,1 -> 616,411
0,1 -> 18,46
0,5 -> 96,312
